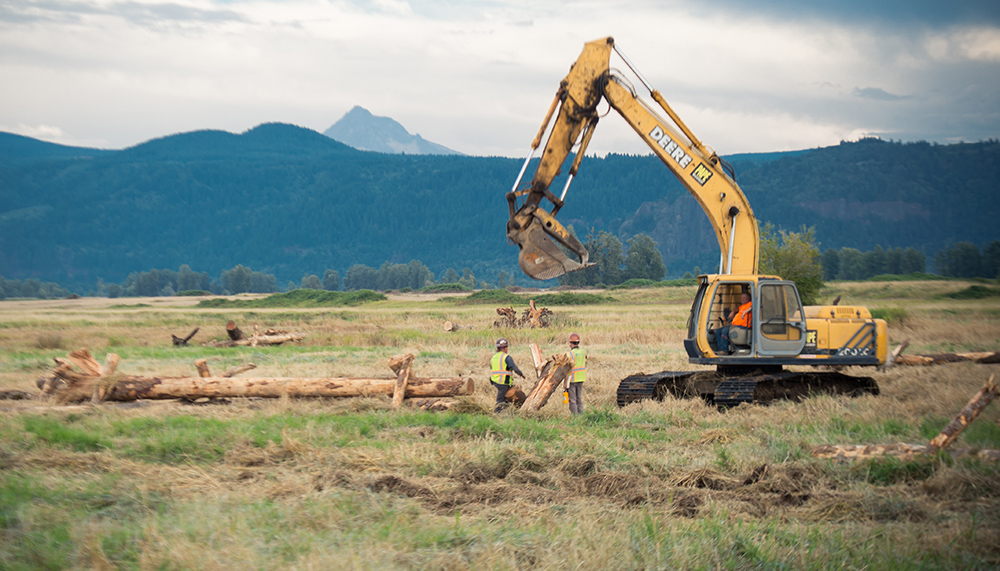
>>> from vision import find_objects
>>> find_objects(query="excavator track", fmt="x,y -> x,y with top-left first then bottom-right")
617,369 -> 879,409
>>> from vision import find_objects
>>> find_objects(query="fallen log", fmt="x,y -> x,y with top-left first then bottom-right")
811,443 -> 1000,461
390,354 -> 414,410
521,353 -> 573,412
930,374 -> 998,450
41,349 -> 474,403
894,351 -> 1000,366
529,343 -> 546,378
222,363 -> 256,378
171,327 -> 199,346
205,332 -> 305,348
50,372 -> 474,403
195,359 -> 211,378
227,321 -> 244,341
812,375 -> 1000,461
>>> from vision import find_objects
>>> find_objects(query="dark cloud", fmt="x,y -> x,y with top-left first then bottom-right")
853,87 -> 910,101
0,0 -> 246,26
708,0 -> 1000,27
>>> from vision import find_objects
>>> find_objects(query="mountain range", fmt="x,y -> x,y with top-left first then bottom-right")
1,113 -> 998,291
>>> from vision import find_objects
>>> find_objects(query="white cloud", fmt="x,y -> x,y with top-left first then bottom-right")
0,0 -> 997,155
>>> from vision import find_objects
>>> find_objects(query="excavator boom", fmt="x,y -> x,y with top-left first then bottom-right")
507,36 -> 759,280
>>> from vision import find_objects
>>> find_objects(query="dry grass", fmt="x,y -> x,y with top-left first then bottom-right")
1,283 -> 1000,569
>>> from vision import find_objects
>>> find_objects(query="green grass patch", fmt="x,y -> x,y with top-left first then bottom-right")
867,272 -> 948,282
943,285 -> 1000,300
531,292 -> 613,305
870,307 -> 910,324
196,289 -> 386,308
457,289 -> 524,305
856,457 -> 936,485
23,416 -> 111,452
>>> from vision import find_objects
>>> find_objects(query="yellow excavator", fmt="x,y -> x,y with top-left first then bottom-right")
506,37 -> 886,407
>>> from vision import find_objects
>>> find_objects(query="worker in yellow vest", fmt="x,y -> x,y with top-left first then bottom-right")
490,338 -> 525,413
562,333 -> 587,415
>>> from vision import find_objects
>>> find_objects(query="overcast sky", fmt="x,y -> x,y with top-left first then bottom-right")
2,0 -> 999,156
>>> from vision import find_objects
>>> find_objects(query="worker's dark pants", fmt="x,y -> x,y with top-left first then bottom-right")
492,381 -> 512,413
568,382 -> 584,415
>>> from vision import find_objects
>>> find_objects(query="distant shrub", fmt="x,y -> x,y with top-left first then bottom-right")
870,307 -> 910,324
531,292 -> 612,305
943,285 -> 1000,300
458,290 -> 524,305
868,273 -> 947,282
420,283 -> 470,293
35,334 -> 64,349
176,290 -> 212,296
197,289 -> 386,308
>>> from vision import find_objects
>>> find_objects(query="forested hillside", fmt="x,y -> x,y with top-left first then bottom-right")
1,125 -> 998,291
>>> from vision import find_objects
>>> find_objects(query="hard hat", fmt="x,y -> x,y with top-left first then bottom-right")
569,333 -> 581,344
496,338 -> 509,348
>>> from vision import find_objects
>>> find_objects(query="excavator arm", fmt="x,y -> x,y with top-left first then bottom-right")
507,36 -> 759,280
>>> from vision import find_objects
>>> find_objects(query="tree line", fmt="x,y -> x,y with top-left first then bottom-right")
555,231 -> 667,287
5,236 -> 1000,301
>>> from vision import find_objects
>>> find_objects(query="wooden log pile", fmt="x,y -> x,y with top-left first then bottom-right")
520,343 -> 573,412
812,375 -> 1000,461
493,300 -> 553,329
37,349 -> 474,405
205,322 -> 305,348
888,339 -> 1000,366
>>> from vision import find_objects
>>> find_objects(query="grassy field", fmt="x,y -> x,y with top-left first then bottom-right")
1,280 -> 999,569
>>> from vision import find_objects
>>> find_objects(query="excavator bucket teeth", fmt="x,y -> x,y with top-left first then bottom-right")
508,216 -> 591,281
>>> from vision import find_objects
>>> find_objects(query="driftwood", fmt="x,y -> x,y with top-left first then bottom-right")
888,340 -> 1000,366
171,328 -> 199,346
811,375 -> 1000,461
414,398 -> 456,411
929,374 -> 998,450
206,330 -> 305,348
223,363 -> 256,378
39,349 -> 473,404
389,354 -> 415,410
493,300 -> 553,329
227,321 -> 244,341
521,353 -> 573,412
811,443 -> 1000,461
529,343 -> 546,378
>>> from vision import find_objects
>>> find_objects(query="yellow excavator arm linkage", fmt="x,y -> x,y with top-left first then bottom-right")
507,36 -> 759,280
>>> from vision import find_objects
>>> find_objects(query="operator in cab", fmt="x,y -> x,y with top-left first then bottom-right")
490,338 -> 526,412
718,292 -> 752,354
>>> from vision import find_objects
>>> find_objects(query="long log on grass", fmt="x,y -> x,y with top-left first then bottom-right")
520,353 -> 573,412
812,375 -> 1000,461
929,374 -> 998,450
42,349 -> 473,403
205,332 -> 305,348
894,351 -> 1000,366
811,443 -> 1000,461
50,372 -> 474,403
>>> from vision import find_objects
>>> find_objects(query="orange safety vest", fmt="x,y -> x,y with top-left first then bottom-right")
491,351 -> 512,385
732,301 -> 752,328
567,347 -> 587,383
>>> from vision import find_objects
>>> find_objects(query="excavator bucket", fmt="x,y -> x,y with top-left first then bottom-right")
507,205 -> 591,281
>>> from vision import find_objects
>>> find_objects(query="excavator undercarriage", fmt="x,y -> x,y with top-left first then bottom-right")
616,366 -> 879,409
